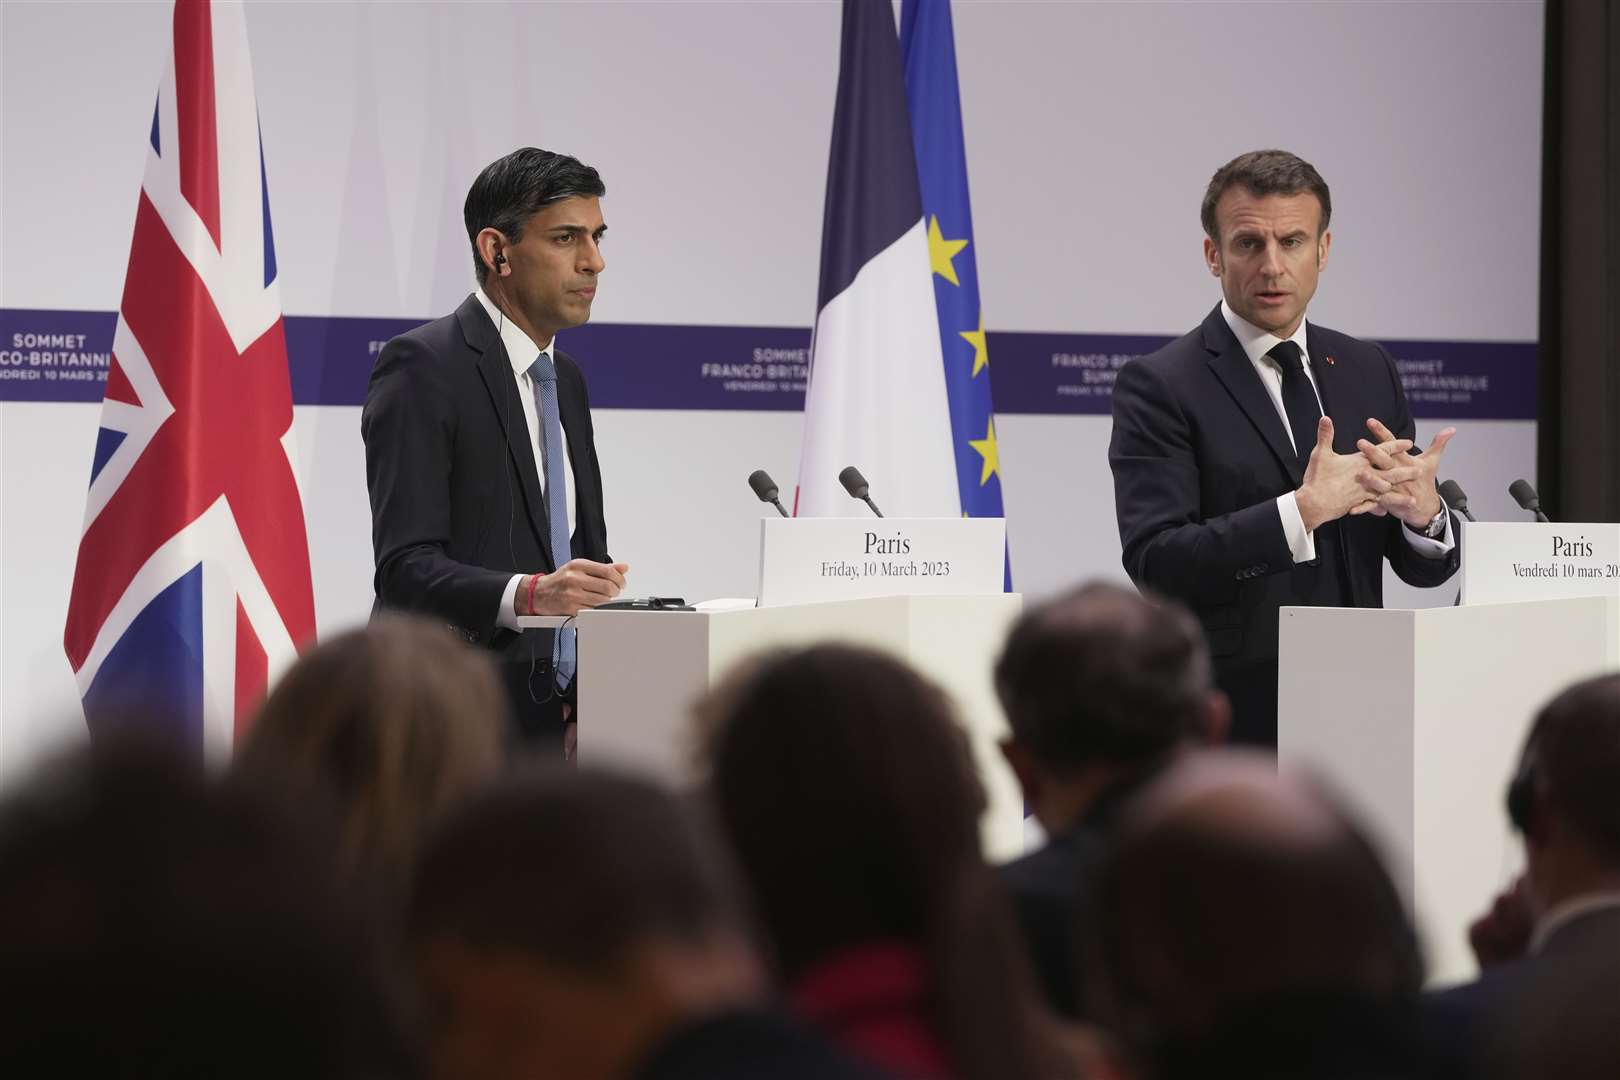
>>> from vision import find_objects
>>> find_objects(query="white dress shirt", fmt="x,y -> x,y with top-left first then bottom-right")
1219,301 -> 1453,565
472,288 -> 575,630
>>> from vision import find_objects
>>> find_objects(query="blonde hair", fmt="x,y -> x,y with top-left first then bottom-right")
234,615 -> 507,897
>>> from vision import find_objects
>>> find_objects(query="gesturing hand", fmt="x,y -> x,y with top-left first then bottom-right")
1295,417 -> 1421,532
1467,875 -> 1533,971
516,559 -> 630,616
1357,418 -> 1456,529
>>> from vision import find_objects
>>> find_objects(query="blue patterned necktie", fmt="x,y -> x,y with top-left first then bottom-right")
527,352 -> 576,687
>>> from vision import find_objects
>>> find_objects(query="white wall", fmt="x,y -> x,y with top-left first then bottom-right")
1,0 -> 1544,779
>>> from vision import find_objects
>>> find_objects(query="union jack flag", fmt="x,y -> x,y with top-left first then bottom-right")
63,0 -> 315,754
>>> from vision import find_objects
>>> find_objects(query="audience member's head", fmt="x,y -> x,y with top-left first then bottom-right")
233,615 -> 506,899
1087,750 -> 1422,1077
0,738 -> 415,1077
403,766 -> 767,1080
1474,674 -> 1620,1080
995,582 -> 1228,831
1506,672 -> 1620,915
698,644 -> 1050,1080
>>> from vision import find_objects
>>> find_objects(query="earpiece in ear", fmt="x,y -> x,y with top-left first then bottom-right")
1506,744 -> 1538,834
494,252 -> 508,276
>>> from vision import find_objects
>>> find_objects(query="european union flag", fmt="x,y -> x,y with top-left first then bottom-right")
900,0 -> 1008,579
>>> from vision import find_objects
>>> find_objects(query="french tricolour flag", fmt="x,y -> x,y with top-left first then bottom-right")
63,0 -> 315,755
795,0 -> 961,518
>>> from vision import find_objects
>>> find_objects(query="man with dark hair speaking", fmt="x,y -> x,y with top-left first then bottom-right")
363,148 -> 627,753
1109,149 -> 1460,746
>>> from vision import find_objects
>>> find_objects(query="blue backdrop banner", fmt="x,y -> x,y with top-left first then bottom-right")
1,308 -> 1536,420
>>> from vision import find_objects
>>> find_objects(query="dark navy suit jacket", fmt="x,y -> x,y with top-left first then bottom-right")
362,294 -> 609,736
1108,305 -> 1458,741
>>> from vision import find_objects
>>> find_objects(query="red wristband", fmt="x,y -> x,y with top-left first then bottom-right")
525,572 -> 540,615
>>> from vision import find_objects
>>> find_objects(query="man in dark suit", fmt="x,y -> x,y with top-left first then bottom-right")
994,581 -> 1229,1019
363,148 -> 628,751
1109,149 -> 1460,745
1425,673 -> 1620,1080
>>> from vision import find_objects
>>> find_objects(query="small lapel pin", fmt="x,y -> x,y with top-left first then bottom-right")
1324,355 -> 1336,367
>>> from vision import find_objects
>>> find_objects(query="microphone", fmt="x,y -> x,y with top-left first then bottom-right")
1437,479 -> 1477,523
838,466 -> 884,518
1508,479 -> 1550,523
747,469 -> 789,518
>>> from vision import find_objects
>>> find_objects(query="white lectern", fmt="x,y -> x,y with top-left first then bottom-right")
575,594 -> 1026,860
1278,593 -> 1620,986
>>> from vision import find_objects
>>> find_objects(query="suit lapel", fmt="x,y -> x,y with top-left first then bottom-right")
457,296 -> 552,562
555,346 -> 610,563
1201,305 -> 1303,485
554,351 -> 588,527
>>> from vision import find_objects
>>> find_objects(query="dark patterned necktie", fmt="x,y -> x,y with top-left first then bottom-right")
1268,340 -> 1321,469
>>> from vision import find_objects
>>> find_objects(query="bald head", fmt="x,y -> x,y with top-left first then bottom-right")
1089,751 -> 1421,1039
1123,752 -> 1343,845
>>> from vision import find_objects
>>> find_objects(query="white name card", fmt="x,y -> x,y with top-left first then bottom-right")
758,517 -> 1006,608
1460,522 -> 1620,605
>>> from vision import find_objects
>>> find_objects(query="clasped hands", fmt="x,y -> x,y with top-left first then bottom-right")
514,558 -> 630,617
1295,416 -> 1456,533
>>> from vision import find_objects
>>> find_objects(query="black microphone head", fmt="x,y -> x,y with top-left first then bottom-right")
1508,478 -> 1541,511
1437,479 -> 1470,511
747,469 -> 779,504
838,466 -> 869,500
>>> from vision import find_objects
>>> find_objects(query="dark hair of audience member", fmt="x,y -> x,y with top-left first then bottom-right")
405,765 -> 750,971
995,581 -> 1214,769
0,735 -> 416,1078
1516,672 -> 1620,864
232,615 -> 507,904
1474,673 -> 1620,1080
1084,755 -> 1423,1069
698,645 -> 1050,1080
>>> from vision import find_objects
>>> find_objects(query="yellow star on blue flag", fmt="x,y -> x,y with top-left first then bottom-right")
959,312 -> 988,377
927,215 -> 968,285
968,417 -> 999,486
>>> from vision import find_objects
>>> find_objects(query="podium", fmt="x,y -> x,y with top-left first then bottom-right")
1278,591 -> 1620,985
562,518 -> 1022,853
574,594 -> 1026,860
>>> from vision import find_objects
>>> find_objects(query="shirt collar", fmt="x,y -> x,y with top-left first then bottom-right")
1530,890 -> 1620,955
473,287 -> 553,379
1221,299 -> 1311,371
